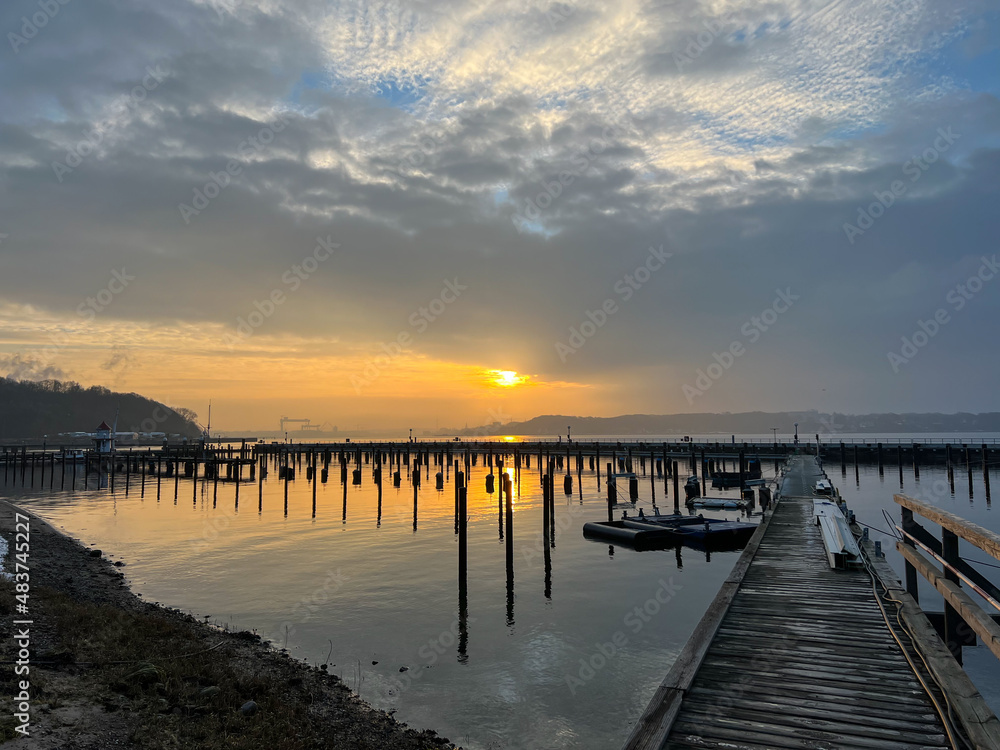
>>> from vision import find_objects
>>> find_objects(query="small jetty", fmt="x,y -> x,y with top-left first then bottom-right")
624,455 -> 1000,750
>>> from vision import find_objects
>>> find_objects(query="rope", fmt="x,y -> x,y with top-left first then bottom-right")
860,547 -> 967,750
960,556 -> 1000,571
854,520 -> 898,538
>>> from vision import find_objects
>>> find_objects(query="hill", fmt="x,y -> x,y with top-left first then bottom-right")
0,378 -> 202,440
455,411 -> 1000,437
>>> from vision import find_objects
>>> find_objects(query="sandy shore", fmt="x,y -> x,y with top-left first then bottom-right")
0,500 -> 456,749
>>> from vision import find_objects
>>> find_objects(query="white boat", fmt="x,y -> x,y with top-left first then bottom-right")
813,499 -> 861,569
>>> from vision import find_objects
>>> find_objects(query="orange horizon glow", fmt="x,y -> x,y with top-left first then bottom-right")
489,370 -> 530,387
0,302 -> 627,430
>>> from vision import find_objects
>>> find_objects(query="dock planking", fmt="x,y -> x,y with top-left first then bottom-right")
624,456 -> 955,750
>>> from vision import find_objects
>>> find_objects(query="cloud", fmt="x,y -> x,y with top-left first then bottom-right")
0,354 -> 67,382
0,0 -> 998,424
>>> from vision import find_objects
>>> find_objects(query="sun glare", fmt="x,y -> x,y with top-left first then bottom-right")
491,369 -> 527,387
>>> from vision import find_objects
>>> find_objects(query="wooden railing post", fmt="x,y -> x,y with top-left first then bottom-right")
942,528 -> 963,664
901,507 -> 919,603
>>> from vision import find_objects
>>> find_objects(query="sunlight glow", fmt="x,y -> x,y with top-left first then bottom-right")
490,370 -> 528,387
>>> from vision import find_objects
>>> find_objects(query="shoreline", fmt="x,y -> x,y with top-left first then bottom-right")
0,499 -> 456,749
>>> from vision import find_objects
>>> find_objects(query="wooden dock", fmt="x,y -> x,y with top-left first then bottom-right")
624,455 -> 977,750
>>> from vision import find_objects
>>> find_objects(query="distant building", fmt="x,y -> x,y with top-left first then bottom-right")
93,421 -> 114,454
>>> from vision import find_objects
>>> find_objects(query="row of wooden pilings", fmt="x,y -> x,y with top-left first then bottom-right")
0,438 -> 833,523
836,440 -> 993,502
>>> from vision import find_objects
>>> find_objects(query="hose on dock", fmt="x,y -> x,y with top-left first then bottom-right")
861,545 -> 967,750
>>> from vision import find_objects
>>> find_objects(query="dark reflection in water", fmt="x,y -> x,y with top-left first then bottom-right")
4,445 -> 773,750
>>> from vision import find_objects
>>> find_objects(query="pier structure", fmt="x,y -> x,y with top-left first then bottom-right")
624,456 -> 1000,750
1,436 -> 997,506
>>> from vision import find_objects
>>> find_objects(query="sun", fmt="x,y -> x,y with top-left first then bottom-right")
491,370 -> 527,387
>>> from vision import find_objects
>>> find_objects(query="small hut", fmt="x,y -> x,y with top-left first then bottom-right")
93,421 -> 114,454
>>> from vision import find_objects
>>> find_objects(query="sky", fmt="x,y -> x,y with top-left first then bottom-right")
1,0 -> 999,432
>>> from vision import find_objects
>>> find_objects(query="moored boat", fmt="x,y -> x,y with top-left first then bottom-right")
710,458 -> 762,488
583,512 -> 757,550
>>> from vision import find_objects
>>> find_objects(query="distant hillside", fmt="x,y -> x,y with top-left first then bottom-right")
456,411 -> 1000,437
0,379 -> 202,440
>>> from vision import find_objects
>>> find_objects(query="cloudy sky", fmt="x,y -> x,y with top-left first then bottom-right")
1,0 -> 998,431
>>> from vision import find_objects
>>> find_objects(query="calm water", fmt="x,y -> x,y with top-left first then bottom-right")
2,449 -> 765,750
4,441 -> 1000,746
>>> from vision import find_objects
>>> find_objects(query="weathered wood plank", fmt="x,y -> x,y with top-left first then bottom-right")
895,493 -> 1000,562
897,541 -> 1000,661
625,457 -> 964,750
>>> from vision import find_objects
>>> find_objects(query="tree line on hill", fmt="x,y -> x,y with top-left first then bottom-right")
0,378 -> 202,440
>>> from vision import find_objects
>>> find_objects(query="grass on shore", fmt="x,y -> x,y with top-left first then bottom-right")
1,584 -> 420,749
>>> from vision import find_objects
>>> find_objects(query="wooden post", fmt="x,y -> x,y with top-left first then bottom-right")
542,473 -> 550,535
901,507 -> 919,603
942,528 -> 963,664
984,444 -> 992,506
548,459 -> 555,542
662,443 -> 668,495
967,445 -> 974,500
596,444 -> 601,490
673,461 -> 679,514
505,473 -> 513,570
606,462 -> 615,522
458,483 -> 468,589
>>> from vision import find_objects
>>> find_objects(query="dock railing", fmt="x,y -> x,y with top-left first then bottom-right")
895,493 -> 1000,667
